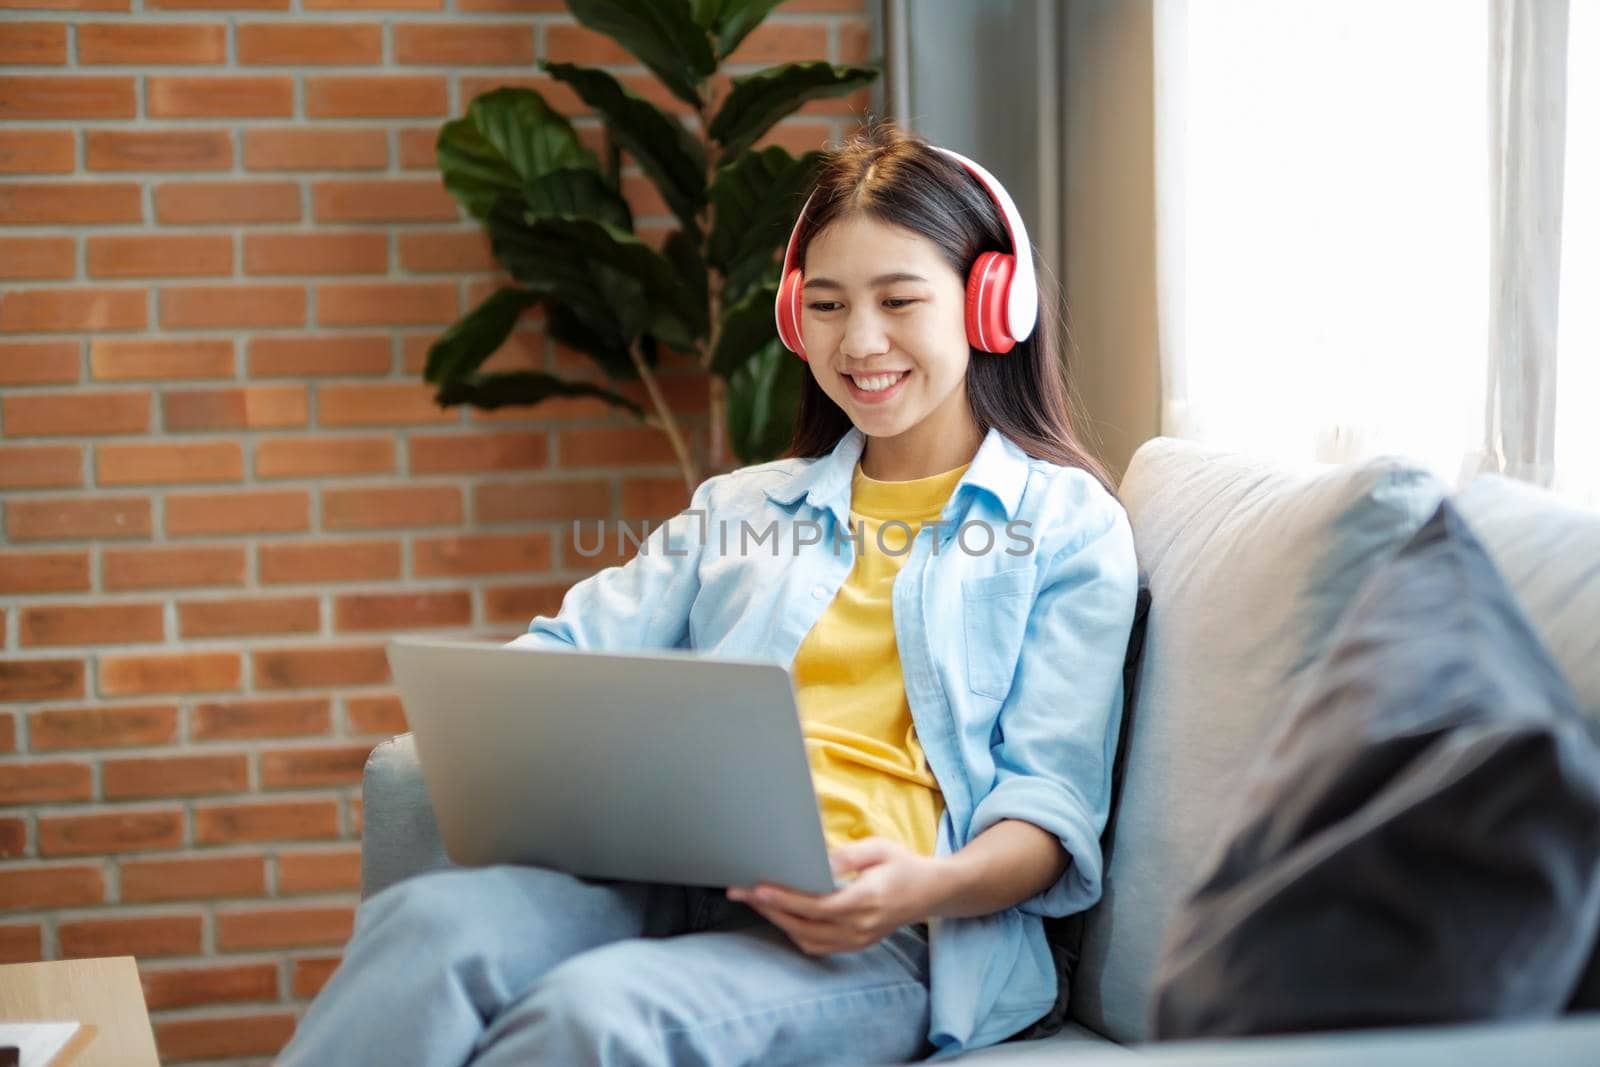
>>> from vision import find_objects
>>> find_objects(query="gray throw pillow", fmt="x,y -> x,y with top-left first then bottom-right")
1149,500 -> 1600,1039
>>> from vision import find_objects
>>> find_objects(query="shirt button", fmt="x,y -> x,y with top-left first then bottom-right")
812,584 -> 828,600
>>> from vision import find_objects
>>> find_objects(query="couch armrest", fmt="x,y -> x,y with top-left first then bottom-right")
360,733 -> 454,899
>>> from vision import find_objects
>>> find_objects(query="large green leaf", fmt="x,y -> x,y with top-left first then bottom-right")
710,282 -> 779,377
663,228 -> 708,315
484,197 -> 622,341
566,0 -> 715,109
545,299 -> 644,380
434,370 -> 645,420
543,62 -> 707,234
424,287 -> 540,384
707,0 -> 786,60
726,338 -> 804,463
709,62 -> 878,164
708,146 -> 823,287
437,87 -> 596,221
523,167 -> 633,232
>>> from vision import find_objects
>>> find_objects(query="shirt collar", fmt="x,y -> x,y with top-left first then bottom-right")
762,424 -> 1030,526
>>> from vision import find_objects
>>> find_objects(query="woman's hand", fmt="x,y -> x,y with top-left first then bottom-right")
726,837 -> 947,956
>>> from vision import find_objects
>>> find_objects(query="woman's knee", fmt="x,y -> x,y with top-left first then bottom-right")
356,865 -> 528,946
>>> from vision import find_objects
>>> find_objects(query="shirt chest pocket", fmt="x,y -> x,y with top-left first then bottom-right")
960,569 -> 1035,702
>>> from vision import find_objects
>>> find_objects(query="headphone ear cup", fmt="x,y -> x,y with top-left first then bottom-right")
965,251 -> 1017,354
776,267 -> 808,361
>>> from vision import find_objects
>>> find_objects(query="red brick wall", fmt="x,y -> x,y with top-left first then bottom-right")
0,2 -> 875,1062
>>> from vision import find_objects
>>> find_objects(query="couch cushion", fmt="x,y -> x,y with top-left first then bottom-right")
1071,438 -> 1446,1042
1149,500 -> 1600,1037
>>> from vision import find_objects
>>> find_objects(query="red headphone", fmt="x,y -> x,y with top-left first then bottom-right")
773,144 -> 1039,362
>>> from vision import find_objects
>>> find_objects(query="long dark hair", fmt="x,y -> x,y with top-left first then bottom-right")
781,120 -> 1116,498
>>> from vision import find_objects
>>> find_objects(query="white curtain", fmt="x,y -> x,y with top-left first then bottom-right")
1153,0 -> 1597,508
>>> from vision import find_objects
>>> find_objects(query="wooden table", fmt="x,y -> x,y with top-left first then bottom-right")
0,957 -> 158,1067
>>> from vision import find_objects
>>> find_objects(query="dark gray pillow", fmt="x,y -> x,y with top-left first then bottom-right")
1149,500 -> 1600,1039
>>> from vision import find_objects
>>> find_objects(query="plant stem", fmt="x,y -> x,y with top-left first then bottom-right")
629,338 -> 700,494
697,81 -> 727,476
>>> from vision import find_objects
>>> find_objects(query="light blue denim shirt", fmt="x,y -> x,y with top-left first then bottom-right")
507,424 -> 1139,1056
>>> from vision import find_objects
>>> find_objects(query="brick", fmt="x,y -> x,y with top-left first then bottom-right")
396,126 -> 439,170
85,128 -> 232,172
560,426 -> 679,467
91,338 -> 235,381
0,130 -> 74,174
725,21 -> 829,65
249,335 -> 390,378
103,753 -> 249,799
38,809 -> 183,856
318,380 -> 459,423
177,595 -> 320,638
394,23 -> 533,64
306,75 -> 447,118
334,590 -> 470,631
0,550 -> 89,594
0,717 -> 13,755
163,385 -> 308,431
346,693 -> 406,735
104,544 -> 246,590
277,847 -> 361,893
396,229 -> 494,272
311,178 -> 458,222
258,539 -> 400,584
96,440 -> 244,485
147,0 -> 287,7
99,650 -> 241,696
0,0 -> 131,8
217,905 -> 354,950
0,816 -> 23,855
0,761 -> 92,804
141,962 -> 277,1011
154,1014 -> 297,1062
0,924 -> 43,964
7,497 -> 152,546
544,24 -> 637,65
88,234 -> 233,278
0,181 -> 141,226
413,532 -> 551,576
0,76 -> 136,119
191,696 -> 330,741
194,799 -> 339,844
0,658 -> 85,702
59,914 -> 202,959
29,704 -> 178,751
474,478 -> 612,524
409,431 -> 547,474
322,484 -> 462,529
19,601 -> 164,646
159,284 -> 306,329
0,865 -> 103,910
243,127 -> 387,171
755,119 -> 836,156
292,955 -> 341,998
0,236 -> 74,280
252,644 -> 388,689
3,391 -> 148,438
237,22 -> 382,64
456,0 -> 563,8
147,75 -> 294,118
0,22 -> 67,64
78,23 -> 227,64
245,232 -> 387,276
621,476 -> 691,518
349,795 -> 363,835
260,745 -> 369,789
121,855 -> 265,903
0,340 -> 79,385
0,443 -> 81,489
255,435 -> 395,478
165,490 -> 310,537
0,288 -> 146,333
484,581 -> 568,623
153,180 -> 299,224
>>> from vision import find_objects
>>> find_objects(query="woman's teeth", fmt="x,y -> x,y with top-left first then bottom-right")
851,371 -> 907,392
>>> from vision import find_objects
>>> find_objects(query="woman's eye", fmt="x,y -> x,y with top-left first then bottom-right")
884,299 -> 917,309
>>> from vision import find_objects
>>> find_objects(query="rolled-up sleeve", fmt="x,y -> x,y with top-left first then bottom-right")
503,474 -> 718,653
966,499 -> 1139,917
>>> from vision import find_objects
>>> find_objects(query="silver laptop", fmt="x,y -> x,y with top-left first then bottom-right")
385,636 -> 840,895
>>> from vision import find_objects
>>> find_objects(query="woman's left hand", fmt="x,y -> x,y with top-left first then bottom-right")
727,837 -> 947,956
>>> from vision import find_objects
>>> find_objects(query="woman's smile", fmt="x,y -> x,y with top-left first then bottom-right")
844,369 -> 912,403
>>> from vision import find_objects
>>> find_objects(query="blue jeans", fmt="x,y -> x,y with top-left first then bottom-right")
276,864 -> 934,1066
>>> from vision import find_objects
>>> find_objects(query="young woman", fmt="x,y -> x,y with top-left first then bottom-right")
277,121 -> 1138,1066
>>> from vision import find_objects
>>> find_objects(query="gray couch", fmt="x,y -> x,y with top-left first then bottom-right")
360,437 -> 1600,1064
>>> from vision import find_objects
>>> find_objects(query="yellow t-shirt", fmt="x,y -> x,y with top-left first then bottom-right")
790,459 -> 971,856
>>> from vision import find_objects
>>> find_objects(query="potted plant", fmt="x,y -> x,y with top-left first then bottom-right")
424,0 -> 880,492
